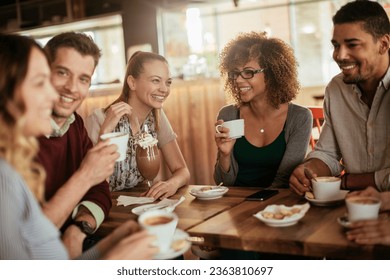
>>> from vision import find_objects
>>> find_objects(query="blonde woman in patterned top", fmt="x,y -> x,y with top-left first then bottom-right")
86,51 -> 190,199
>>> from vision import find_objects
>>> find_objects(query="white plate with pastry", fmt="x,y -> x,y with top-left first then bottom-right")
189,186 -> 229,200
254,203 -> 310,227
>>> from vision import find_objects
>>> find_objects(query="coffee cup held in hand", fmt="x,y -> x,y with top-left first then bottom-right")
346,196 -> 381,222
215,119 -> 244,139
139,210 -> 178,253
311,176 -> 341,200
100,132 -> 129,162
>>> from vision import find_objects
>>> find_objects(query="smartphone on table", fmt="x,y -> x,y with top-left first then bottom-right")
245,189 -> 279,201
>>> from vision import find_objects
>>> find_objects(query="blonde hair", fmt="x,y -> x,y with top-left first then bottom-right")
0,116 -> 46,202
0,34 -> 47,203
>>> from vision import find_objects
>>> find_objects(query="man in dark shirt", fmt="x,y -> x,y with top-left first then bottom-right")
37,32 -> 118,257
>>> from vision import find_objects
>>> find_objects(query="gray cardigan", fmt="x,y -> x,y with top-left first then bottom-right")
213,103 -> 312,188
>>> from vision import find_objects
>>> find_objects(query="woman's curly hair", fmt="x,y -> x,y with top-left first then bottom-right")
219,31 -> 300,108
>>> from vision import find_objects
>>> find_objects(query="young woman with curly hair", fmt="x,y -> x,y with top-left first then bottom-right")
214,31 -> 312,188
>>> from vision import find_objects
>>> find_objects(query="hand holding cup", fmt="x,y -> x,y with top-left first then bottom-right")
138,209 -> 178,254
100,132 -> 129,162
215,119 -> 244,139
346,196 -> 381,222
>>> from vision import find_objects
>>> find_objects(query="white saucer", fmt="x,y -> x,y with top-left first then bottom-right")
337,215 -> 352,229
305,190 -> 349,206
189,186 -> 229,200
154,229 -> 191,260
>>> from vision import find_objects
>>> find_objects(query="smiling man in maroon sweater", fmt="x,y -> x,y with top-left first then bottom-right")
37,32 -> 118,257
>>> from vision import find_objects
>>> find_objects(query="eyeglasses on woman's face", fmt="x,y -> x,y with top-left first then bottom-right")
228,68 -> 265,80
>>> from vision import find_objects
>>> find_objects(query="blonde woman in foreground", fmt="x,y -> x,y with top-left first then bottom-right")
0,33 -> 156,260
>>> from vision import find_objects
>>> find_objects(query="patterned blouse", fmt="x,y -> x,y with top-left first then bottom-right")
86,108 -> 176,191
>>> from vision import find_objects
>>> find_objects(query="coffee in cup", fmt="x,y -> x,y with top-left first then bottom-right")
215,119 -> 244,139
139,209 -> 178,253
346,196 -> 381,222
311,176 -> 341,200
100,132 -> 129,162
143,216 -> 174,226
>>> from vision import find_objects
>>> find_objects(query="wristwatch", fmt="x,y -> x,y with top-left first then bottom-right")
72,220 -> 94,235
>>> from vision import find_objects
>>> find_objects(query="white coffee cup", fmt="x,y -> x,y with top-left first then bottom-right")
311,176 -> 341,200
100,132 -> 129,162
346,196 -> 381,222
138,209 -> 178,253
215,119 -> 244,139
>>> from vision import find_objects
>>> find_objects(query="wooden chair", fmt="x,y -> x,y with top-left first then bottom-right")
308,106 -> 324,150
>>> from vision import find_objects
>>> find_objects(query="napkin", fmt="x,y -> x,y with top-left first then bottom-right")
117,195 -> 155,206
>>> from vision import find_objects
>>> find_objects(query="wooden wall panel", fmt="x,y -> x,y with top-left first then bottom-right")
77,93 -> 117,121
161,79 -> 227,185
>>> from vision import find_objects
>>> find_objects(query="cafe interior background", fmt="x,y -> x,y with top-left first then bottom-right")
1,0 -> 389,186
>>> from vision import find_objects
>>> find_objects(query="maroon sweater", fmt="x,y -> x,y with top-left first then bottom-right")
37,113 -> 112,228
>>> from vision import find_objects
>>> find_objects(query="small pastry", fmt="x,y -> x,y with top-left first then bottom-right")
305,191 -> 315,199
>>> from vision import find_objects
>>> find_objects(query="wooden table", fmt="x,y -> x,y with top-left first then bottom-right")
96,185 -> 258,237
97,185 -> 390,259
188,188 -> 390,259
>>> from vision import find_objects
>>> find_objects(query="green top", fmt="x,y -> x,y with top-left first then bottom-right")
234,130 -> 286,187
214,103 -> 312,188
